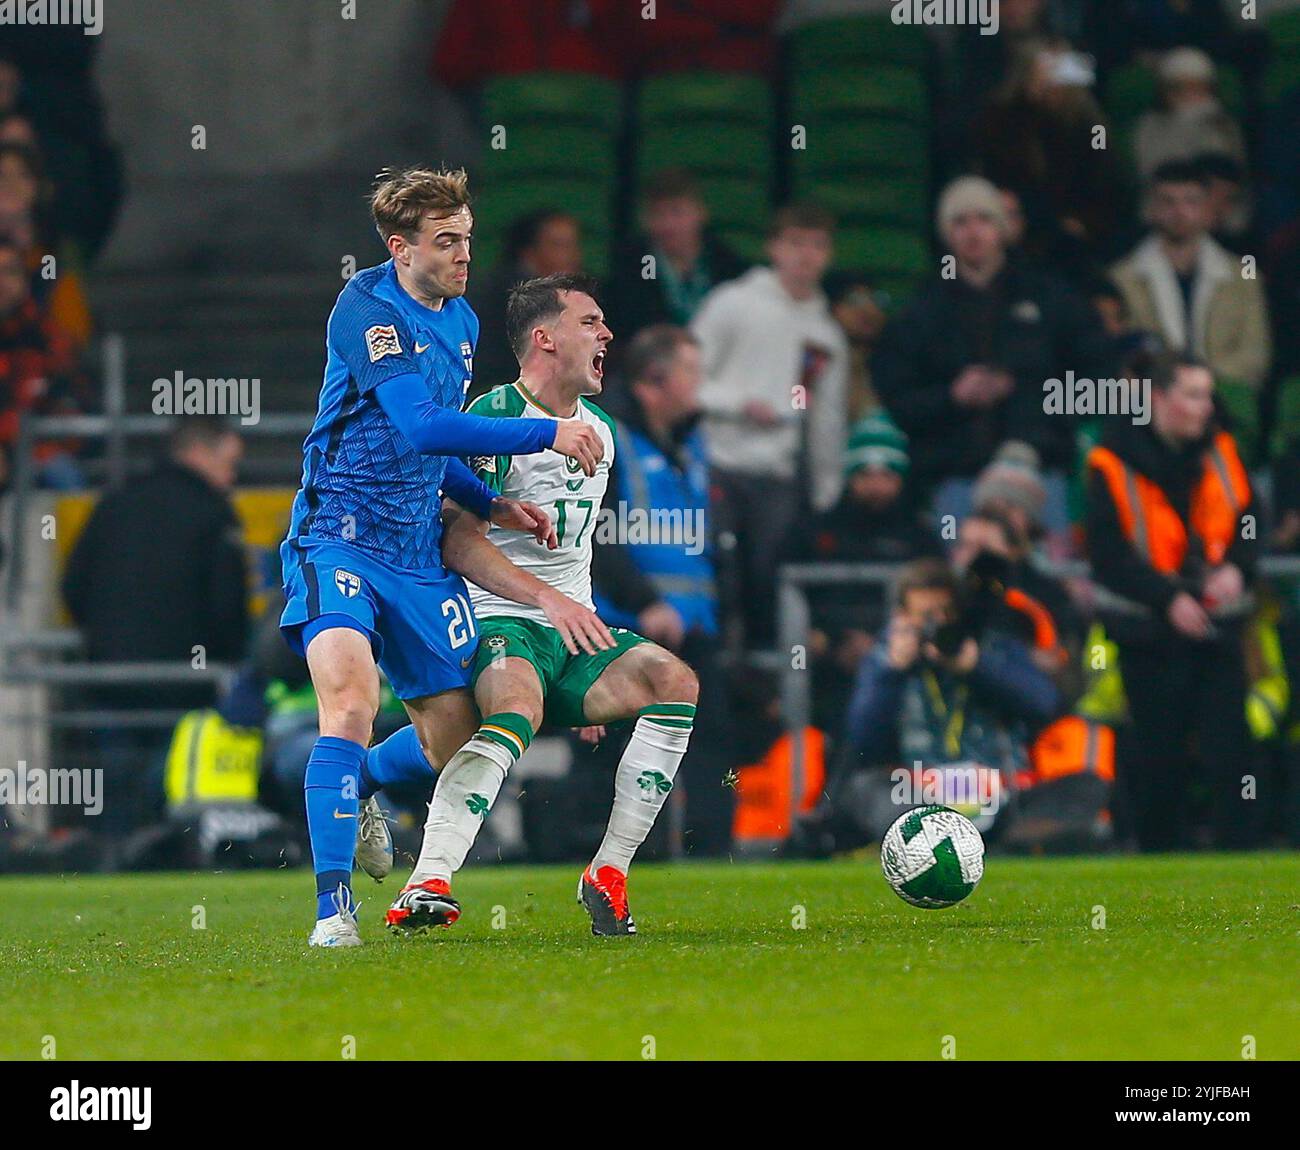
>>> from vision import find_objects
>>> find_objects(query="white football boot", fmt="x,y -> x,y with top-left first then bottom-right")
308,883 -> 362,948
354,796 -> 393,882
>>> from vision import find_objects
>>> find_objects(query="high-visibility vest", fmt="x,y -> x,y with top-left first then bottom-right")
165,710 -> 262,809
1086,431 -> 1249,573
732,727 -> 826,843
1003,586 -> 1066,664
1027,715 -> 1116,785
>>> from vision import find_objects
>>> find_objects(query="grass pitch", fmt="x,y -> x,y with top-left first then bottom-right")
2,854 -> 1297,1061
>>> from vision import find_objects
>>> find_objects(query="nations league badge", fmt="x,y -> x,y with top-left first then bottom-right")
335,569 -> 362,598
461,341 -> 474,393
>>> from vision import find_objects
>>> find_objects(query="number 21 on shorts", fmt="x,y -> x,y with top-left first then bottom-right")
442,593 -> 477,650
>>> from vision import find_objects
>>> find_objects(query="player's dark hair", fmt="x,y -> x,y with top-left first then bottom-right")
505,273 -> 602,363
624,324 -> 696,388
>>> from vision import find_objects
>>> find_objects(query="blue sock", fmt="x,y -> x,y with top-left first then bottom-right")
304,735 -> 366,920
361,724 -> 435,799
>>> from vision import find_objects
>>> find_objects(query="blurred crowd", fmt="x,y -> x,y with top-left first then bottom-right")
16,2 -> 1300,869
0,29 -> 117,501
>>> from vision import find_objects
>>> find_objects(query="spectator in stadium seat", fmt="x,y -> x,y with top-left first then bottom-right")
0,142 -> 92,350
0,236 -> 86,490
471,210 -> 584,397
1132,48 -> 1247,186
609,168 -> 747,337
691,202 -> 848,645
431,0 -> 624,88
973,38 -> 1126,275
781,411 -> 939,728
873,175 -> 1115,536
1084,353 -> 1259,849
1111,160 -> 1272,390
827,274 -> 888,421
591,324 -> 735,854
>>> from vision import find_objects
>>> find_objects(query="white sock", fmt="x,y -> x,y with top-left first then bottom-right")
410,734 -> 515,884
591,704 -> 695,875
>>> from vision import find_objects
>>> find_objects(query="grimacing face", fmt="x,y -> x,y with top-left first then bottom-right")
543,291 -> 612,396
390,206 -> 473,303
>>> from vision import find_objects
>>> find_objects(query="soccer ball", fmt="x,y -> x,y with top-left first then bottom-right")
880,805 -> 985,908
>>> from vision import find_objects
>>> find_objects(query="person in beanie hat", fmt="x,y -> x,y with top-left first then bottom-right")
844,410 -> 910,483
783,411 -> 939,728
972,440 -> 1048,544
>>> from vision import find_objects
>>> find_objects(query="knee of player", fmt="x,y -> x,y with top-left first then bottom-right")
647,652 -> 699,706
318,690 -> 378,743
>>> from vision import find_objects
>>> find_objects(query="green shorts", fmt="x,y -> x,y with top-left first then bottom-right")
471,615 -> 650,729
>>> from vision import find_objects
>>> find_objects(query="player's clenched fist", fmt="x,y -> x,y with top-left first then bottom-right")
551,422 -> 604,476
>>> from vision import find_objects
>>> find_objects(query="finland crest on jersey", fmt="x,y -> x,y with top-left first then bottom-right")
335,569 -> 363,598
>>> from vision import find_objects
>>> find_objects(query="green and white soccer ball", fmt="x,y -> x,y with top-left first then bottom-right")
880,805 -> 985,908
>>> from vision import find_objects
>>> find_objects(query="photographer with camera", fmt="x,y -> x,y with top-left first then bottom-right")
841,556 -> 1061,792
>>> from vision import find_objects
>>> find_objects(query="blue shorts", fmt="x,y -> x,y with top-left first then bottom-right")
280,537 -> 479,700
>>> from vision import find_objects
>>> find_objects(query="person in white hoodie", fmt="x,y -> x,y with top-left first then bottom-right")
1111,159 -> 1271,392
691,203 -> 849,644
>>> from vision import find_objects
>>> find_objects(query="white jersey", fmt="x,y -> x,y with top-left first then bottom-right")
464,380 -> 616,625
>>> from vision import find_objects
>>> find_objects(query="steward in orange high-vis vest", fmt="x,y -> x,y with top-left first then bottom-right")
1084,355 -> 1260,850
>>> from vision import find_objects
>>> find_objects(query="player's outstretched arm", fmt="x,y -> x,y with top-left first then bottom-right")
441,501 -> 615,655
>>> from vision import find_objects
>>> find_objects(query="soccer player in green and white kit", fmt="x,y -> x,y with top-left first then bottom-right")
386,274 -> 699,936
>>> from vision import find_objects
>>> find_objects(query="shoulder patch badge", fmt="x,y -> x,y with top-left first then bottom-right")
470,454 -> 496,474
365,324 -> 402,363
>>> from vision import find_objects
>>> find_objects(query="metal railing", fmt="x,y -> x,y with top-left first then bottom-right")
774,554 -> 1300,832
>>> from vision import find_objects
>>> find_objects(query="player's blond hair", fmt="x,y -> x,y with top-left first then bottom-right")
369,166 -> 471,243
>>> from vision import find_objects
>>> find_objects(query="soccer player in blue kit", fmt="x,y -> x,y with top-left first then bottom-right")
280,168 -> 614,946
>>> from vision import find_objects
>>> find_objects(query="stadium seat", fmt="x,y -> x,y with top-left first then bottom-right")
470,179 -> 614,277
716,226 -> 767,264
480,72 -> 624,133
790,65 -> 928,123
1268,9 -> 1300,47
796,174 -> 929,228
480,125 -> 618,183
1214,378 -> 1261,465
1264,51 -> 1300,105
637,71 -> 772,127
787,16 -> 926,69
1270,375 -> 1300,458
694,175 -> 772,232
790,119 -> 929,176
637,124 -> 772,179
834,225 -> 930,279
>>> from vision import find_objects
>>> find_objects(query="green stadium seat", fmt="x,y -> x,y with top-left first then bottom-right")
834,225 -> 930,278
637,124 -> 772,179
796,174 -> 929,228
788,16 -> 926,69
694,176 -> 772,231
1264,50 -> 1300,105
716,227 -> 767,264
480,73 -> 624,132
470,178 -> 613,278
790,119 -> 929,176
1214,378 -> 1260,466
790,65 -> 928,123
1270,375 -> 1300,459
1268,9 -> 1300,48
480,125 -> 618,183
1103,62 -> 1158,127
638,71 -> 772,126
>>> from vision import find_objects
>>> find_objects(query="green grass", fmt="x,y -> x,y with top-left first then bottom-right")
2,855 -> 1297,1060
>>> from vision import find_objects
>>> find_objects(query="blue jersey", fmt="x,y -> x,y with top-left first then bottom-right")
288,260 -> 478,570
